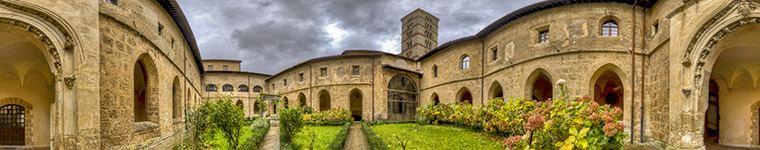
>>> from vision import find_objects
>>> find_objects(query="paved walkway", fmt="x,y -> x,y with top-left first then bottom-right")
343,122 -> 369,150
260,121 -> 280,150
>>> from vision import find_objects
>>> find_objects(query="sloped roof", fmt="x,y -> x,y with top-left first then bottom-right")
156,0 -> 205,73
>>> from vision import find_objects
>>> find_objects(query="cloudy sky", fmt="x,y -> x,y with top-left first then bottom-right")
177,0 -> 536,74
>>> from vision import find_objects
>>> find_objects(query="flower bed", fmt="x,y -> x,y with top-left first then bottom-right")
303,108 -> 352,124
416,85 -> 627,149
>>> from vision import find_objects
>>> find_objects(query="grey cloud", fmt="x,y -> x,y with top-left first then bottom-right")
177,0 -> 536,74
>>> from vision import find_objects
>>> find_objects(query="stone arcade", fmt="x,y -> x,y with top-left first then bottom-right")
2,0 -> 760,149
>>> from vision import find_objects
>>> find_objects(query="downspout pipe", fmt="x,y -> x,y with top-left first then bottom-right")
640,1 -> 648,143
630,0 -> 637,144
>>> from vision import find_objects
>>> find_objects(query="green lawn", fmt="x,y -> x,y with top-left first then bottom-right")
292,125 -> 342,149
370,123 -> 503,150
209,126 -> 253,149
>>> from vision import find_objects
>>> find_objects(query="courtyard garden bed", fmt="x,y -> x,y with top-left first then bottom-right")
370,123 -> 503,150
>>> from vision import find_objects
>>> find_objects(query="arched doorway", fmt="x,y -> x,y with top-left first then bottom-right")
431,93 -> 440,105
349,89 -> 362,121
387,74 -> 417,121
172,77 -> 181,120
591,70 -> 624,109
695,22 -> 760,146
0,25 -> 56,147
705,80 -> 720,143
283,97 -> 288,109
527,69 -> 553,101
319,90 -> 331,111
489,82 -> 503,100
298,93 -> 306,107
457,88 -> 473,104
253,101 -> 260,114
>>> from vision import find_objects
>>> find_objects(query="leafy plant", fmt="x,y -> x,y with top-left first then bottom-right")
279,108 -> 304,145
393,133 -> 411,150
361,122 -> 389,150
327,122 -> 351,150
237,119 -> 271,150
207,96 -> 247,149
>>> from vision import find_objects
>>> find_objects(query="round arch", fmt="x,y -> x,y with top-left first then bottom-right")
134,53 -> 159,124
318,90 -> 330,111
0,97 -> 33,146
0,2 -> 81,147
387,74 -> 418,121
298,92 -> 306,107
171,77 -> 181,119
525,68 -> 553,101
488,81 -> 503,100
349,88 -> 363,121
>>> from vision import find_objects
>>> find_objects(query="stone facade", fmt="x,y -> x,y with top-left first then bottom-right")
4,0 -> 760,149
204,0 -> 760,149
0,0 -> 203,149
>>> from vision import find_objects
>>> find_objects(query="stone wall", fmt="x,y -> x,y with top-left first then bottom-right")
97,0 -> 203,149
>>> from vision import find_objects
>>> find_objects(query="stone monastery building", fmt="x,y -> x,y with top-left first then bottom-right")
1,0 -> 760,149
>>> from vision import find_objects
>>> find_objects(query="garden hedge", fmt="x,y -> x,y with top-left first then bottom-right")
237,119 -> 271,150
326,122 -> 351,150
361,122 -> 389,150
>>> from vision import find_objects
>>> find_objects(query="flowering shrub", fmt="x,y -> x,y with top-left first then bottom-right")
415,84 -> 627,150
302,108 -> 352,122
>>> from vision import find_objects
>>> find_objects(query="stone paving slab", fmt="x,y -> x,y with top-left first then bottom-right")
343,122 -> 369,150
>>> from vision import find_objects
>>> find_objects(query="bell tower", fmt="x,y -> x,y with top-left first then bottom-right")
400,8 -> 438,59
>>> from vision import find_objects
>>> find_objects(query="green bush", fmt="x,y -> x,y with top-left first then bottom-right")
327,122 -> 351,150
207,96 -> 247,149
362,122 -> 389,150
279,108 -> 304,145
237,119 -> 271,150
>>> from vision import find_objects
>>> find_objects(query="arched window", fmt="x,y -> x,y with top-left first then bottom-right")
206,84 -> 217,92
0,104 -> 24,145
601,21 -> 618,36
253,86 -> 263,93
433,65 -> 438,77
222,84 -> 233,92
238,85 -> 249,92
134,60 -> 150,122
462,56 -> 470,70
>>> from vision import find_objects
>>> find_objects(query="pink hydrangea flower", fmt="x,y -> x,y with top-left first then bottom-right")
603,122 -> 624,137
503,135 -> 522,149
525,113 -> 545,131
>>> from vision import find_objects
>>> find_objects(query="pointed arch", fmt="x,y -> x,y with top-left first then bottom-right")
589,64 -> 626,109
525,68 -> 553,101
430,92 -> 440,105
488,81 -> 503,100
456,87 -> 473,104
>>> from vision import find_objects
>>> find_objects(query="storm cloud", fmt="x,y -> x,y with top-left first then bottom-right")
177,0 -> 535,74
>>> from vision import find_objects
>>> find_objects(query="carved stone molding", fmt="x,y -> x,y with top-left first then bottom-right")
739,0 -> 758,17
681,0 -> 760,93
64,75 -> 75,89
0,1 -> 80,74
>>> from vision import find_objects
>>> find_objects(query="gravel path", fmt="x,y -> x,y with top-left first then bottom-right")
260,123 -> 280,150
342,122 -> 369,150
